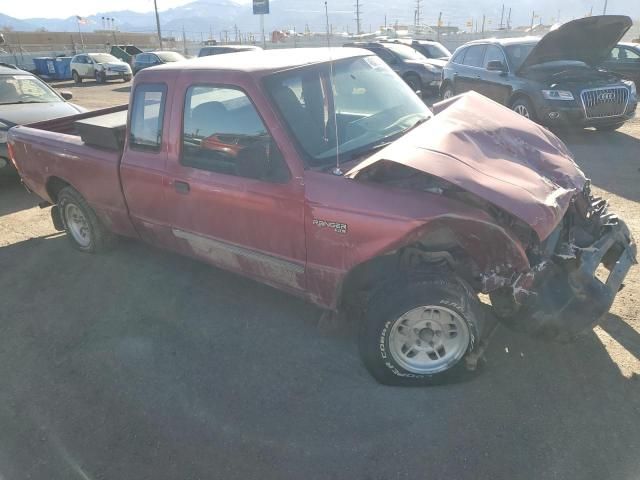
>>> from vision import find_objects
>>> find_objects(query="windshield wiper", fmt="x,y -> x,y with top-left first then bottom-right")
349,141 -> 393,161
403,116 -> 430,134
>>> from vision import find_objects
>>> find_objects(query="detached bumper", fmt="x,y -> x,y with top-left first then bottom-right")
515,214 -> 636,340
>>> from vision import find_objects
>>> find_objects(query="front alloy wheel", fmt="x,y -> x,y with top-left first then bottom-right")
388,305 -> 471,375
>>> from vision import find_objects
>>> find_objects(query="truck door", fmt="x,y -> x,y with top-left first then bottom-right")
164,84 -> 307,293
120,82 -> 174,246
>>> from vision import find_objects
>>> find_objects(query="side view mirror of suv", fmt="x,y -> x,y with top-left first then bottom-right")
487,60 -> 507,72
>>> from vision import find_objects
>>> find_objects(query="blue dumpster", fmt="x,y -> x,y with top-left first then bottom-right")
53,57 -> 72,80
33,57 -> 56,77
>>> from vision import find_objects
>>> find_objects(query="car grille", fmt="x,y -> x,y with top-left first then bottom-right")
580,87 -> 629,119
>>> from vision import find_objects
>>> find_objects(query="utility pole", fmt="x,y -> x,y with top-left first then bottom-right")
182,25 -> 187,55
437,11 -> 442,41
499,4 -> 504,29
507,8 -> 511,30
414,0 -> 422,27
355,0 -> 362,35
481,14 -> 486,35
153,0 -> 163,49
603,0 -> 608,15
530,10 -> 535,29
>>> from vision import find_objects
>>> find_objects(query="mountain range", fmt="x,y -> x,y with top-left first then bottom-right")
1,0 -> 639,37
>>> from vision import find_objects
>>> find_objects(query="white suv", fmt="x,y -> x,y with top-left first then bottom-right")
70,53 -> 132,84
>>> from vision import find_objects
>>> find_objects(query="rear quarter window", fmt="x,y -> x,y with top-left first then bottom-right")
129,83 -> 167,151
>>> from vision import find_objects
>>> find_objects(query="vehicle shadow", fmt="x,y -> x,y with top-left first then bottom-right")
0,234 -> 638,479
112,86 -> 131,93
0,174 -> 39,216
558,128 -> 640,202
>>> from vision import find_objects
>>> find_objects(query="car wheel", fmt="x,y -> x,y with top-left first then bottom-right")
442,84 -> 455,100
510,97 -> 537,121
72,70 -> 82,84
123,74 -> 132,82
95,71 -> 105,84
595,123 -> 624,132
359,274 -> 484,386
58,186 -> 115,253
404,73 -> 422,95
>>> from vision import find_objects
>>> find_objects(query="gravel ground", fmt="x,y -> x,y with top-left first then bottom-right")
0,80 -> 639,480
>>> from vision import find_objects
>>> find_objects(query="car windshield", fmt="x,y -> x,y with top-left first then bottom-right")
419,43 -> 451,58
504,43 -> 537,70
89,53 -> 119,63
156,52 -> 185,62
384,43 -> 426,60
0,74 -> 61,104
264,55 -> 431,167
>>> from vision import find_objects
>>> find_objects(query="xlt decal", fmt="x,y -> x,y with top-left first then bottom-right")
312,219 -> 348,234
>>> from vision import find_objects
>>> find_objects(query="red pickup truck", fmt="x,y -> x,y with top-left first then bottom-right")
8,48 -> 636,385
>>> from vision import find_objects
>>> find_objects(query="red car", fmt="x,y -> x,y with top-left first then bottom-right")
8,48 -> 636,385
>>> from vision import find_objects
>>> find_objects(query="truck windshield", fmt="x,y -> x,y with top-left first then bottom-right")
264,55 -> 431,167
0,75 -> 61,104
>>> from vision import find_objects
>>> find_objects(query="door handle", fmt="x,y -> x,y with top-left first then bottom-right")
174,180 -> 190,194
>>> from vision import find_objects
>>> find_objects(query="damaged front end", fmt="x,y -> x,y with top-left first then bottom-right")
490,183 -> 637,340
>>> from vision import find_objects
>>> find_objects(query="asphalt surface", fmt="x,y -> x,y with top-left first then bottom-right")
0,80 -> 639,480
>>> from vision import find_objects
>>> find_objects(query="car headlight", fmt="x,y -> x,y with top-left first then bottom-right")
622,79 -> 637,96
542,90 -> 574,100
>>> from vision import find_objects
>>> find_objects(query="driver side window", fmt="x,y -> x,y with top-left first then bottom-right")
484,45 -> 507,69
181,86 -> 289,182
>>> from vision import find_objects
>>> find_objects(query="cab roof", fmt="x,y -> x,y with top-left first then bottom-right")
152,47 -> 370,75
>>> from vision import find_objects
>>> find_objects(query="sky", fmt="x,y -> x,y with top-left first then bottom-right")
2,0 -> 247,19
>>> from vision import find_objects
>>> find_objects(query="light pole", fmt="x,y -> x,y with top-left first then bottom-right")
154,0 -> 163,49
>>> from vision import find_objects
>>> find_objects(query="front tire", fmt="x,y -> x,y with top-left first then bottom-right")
441,83 -> 455,100
404,73 -> 422,95
510,97 -> 537,122
72,70 -> 82,84
95,71 -> 105,84
359,275 -> 484,386
58,186 -> 114,253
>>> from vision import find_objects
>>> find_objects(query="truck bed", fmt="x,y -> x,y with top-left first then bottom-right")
9,104 -> 135,237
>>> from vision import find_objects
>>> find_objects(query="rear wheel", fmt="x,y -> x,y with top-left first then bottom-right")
58,186 -> 115,253
510,97 -> 537,121
359,275 -> 484,386
72,70 -> 82,84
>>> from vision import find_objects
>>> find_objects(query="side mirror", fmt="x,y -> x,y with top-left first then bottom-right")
60,91 -> 73,100
487,60 -> 507,72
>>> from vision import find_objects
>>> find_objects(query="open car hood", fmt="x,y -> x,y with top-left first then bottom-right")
519,15 -> 632,71
346,92 -> 587,240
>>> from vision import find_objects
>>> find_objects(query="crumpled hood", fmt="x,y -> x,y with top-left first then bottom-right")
346,91 -> 587,240
519,15 -> 632,71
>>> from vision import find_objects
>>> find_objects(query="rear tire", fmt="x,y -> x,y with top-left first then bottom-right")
72,70 -> 82,84
359,274 -> 484,386
510,97 -> 537,122
58,186 -> 115,253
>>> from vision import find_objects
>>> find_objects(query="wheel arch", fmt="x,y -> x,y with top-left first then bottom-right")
45,176 -> 72,203
337,216 -> 531,311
